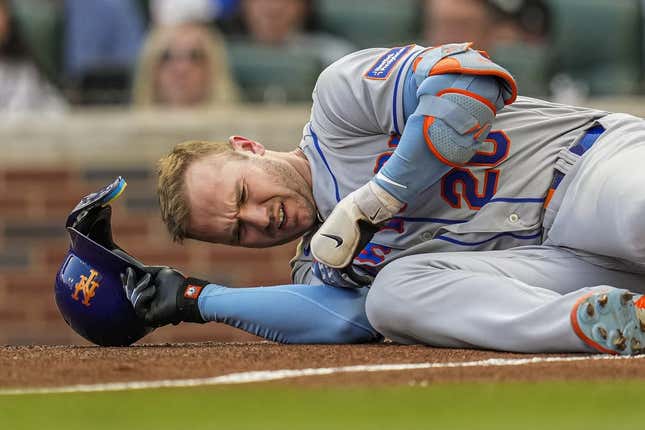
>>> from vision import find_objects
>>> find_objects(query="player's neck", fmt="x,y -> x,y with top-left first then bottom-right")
266,149 -> 313,190
288,148 -> 313,190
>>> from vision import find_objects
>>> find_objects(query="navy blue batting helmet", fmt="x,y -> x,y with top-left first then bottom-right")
55,177 -> 153,346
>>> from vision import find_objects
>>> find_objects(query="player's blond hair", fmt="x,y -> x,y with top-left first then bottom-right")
132,23 -> 240,107
157,140 -> 240,243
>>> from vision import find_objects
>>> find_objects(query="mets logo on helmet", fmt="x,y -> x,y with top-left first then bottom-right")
71,269 -> 101,307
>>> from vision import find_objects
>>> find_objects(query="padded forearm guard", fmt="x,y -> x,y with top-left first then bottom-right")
412,42 -> 516,166
375,42 -> 517,204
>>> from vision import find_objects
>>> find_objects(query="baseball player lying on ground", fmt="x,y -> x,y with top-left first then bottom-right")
123,42 -> 645,355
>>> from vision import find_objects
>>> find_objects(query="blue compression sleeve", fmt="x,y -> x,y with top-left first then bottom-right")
375,113 -> 450,203
197,283 -> 382,344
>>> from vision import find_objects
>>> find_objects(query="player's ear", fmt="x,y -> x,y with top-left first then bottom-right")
228,135 -> 266,155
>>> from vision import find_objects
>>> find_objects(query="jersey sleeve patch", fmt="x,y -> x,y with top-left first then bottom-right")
364,45 -> 414,81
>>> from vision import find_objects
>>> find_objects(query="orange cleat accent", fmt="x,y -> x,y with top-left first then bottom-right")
571,290 -> 645,355
570,292 -> 620,355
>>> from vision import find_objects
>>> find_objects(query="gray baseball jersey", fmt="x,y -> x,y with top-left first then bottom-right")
292,45 -> 607,283
290,45 -> 645,353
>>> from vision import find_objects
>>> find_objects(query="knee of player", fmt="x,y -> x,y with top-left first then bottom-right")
365,263 -> 415,336
365,287 -> 398,338
318,287 -> 383,344
366,256 -> 454,337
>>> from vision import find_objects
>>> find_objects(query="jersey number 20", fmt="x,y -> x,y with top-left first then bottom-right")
441,131 -> 510,210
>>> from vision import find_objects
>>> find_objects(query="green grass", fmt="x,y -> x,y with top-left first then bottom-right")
1,381 -> 643,430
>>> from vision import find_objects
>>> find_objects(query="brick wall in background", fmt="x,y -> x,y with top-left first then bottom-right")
0,108 -> 311,345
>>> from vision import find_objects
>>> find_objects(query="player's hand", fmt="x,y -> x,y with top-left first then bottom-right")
312,260 -> 374,288
121,269 -> 155,320
121,267 -> 208,327
310,181 -> 403,268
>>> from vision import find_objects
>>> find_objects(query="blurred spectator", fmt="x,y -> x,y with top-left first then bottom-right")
151,0 -> 239,26
424,0 -> 553,98
64,0 -> 145,104
226,0 -> 354,67
132,23 -> 239,108
424,0 -> 550,49
0,0 -> 66,115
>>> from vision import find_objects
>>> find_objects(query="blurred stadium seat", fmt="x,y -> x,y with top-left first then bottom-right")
314,0 -> 423,48
228,41 -> 322,102
546,0 -> 642,95
7,0 -> 645,104
12,0 -> 64,85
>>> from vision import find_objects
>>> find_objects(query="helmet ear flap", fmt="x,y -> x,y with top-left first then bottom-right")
73,202 -> 149,271
72,205 -> 117,250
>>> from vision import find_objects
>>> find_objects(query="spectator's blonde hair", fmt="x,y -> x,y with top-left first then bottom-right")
157,140 -> 242,242
133,23 -> 240,107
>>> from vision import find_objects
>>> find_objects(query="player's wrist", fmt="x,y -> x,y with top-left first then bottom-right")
351,180 -> 403,224
366,180 -> 404,217
142,268 -> 209,326
176,277 -> 209,323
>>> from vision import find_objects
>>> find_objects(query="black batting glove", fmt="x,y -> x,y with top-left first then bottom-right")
121,270 -> 155,319
121,267 -> 208,327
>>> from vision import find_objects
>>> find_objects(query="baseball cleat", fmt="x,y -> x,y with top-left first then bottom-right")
571,289 -> 645,355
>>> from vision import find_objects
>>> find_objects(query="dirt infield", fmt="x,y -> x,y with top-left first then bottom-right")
2,342 -> 645,390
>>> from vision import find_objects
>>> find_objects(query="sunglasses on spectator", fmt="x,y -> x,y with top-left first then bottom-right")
159,48 -> 206,64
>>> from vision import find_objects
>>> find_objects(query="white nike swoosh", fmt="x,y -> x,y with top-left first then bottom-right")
376,172 -> 407,189
321,233 -> 343,247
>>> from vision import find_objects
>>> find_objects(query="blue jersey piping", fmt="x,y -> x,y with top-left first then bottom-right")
487,197 -> 546,204
309,125 -> 341,203
391,47 -> 422,135
435,231 -> 542,247
393,216 -> 467,225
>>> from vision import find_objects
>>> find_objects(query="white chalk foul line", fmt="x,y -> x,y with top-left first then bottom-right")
1,354 -> 642,396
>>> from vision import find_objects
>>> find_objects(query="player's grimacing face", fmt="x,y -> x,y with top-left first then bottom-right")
185,151 -> 316,247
